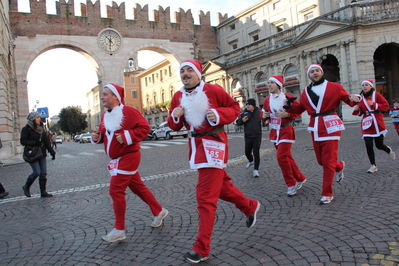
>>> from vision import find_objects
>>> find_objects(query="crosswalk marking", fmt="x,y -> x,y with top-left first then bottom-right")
141,143 -> 169,147
78,152 -> 97,156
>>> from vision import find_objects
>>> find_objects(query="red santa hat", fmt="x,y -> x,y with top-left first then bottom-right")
361,80 -> 374,87
180,60 -> 202,79
306,64 -> 324,77
105,83 -> 125,104
268,76 -> 284,88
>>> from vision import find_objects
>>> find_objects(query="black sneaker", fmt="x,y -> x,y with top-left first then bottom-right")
0,191 -> 9,199
246,201 -> 261,228
183,250 -> 209,264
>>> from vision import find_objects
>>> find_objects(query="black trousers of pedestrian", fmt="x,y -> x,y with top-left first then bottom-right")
364,135 -> 390,165
244,137 -> 262,170
0,182 -> 5,193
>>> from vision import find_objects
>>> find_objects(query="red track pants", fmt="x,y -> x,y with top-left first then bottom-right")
192,168 -> 258,257
109,172 -> 162,230
312,139 -> 344,197
275,142 -> 306,187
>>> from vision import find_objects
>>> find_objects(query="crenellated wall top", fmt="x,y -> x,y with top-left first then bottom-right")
8,0 -> 214,38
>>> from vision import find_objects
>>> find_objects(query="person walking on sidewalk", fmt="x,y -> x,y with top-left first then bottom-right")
285,64 -> 359,204
352,80 -> 396,173
389,98 -> 399,137
262,76 -> 307,196
235,98 -> 262,178
20,112 -> 56,198
91,83 -> 168,243
51,133 -> 57,149
168,60 -> 260,264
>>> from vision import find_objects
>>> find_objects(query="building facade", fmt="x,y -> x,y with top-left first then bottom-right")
203,0 -> 399,125
86,85 -> 101,131
0,0 -> 19,160
138,60 -> 180,126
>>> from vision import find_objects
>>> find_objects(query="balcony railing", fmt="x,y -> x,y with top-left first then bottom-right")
212,0 -> 399,67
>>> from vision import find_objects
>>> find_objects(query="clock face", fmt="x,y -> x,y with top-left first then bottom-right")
98,29 -> 122,53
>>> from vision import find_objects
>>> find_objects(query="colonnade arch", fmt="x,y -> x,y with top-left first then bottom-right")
373,43 -> 399,104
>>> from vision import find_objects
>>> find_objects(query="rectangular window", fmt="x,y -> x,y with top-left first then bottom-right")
304,12 -> 314,21
228,39 -> 238,50
253,34 -> 259,41
250,13 -> 257,21
230,23 -> 235,30
273,1 -> 282,10
130,77 -> 135,84
131,90 -> 137,99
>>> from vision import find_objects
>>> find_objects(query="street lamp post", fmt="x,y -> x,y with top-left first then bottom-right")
32,100 -> 39,111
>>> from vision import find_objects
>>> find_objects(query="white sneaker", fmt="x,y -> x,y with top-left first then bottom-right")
102,228 -> 126,242
367,165 -> 378,173
388,146 -> 396,160
246,161 -> 254,169
335,161 -> 345,183
151,208 -> 169,228
253,170 -> 259,178
295,179 -> 307,190
287,186 -> 297,196
319,196 -> 333,205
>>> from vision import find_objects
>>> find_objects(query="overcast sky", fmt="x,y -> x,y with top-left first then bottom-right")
19,0 -> 258,116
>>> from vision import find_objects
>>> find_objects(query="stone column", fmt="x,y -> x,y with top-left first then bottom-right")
349,41 -> 359,84
339,42 -> 349,86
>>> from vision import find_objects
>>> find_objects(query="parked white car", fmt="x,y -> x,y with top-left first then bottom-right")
152,122 -> 188,140
55,136 -> 63,144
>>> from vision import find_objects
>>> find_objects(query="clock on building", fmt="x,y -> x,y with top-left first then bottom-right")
98,28 -> 122,53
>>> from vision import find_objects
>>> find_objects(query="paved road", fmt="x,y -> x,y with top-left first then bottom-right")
1,121 -> 399,265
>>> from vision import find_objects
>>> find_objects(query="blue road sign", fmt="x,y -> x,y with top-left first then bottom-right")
37,107 -> 49,118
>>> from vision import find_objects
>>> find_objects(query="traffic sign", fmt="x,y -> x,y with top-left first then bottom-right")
37,107 -> 49,118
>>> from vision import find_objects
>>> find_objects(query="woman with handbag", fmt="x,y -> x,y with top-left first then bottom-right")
20,111 -> 56,197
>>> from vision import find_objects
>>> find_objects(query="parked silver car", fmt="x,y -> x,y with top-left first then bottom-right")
152,122 -> 188,140
79,133 -> 91,143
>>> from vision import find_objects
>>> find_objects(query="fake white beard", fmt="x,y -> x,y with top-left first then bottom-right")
104,104 -> 123,132
181,89 -> 210,129
270,92 -> 286,112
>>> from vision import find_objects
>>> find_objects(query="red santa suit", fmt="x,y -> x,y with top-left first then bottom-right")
262,92 -> 306,188
352,91 -> 389,137
168,76 -> 258,258
289,79 -> 357,197
95,103 -> 162,230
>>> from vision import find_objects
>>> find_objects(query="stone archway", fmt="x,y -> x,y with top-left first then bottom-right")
373,42 -> 399,103
14,41 -> 105,129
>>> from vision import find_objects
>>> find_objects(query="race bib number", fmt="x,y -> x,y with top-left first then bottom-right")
202,139 -> 226,169
269,114 -> 282,130
362,116 -> 373,130
107,158 -> 120,176
323,115 -> 345,134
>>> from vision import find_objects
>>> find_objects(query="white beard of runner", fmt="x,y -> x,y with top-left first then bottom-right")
181,89 -> 210,129
104,104 -> 123,132
270,92 -> 286,112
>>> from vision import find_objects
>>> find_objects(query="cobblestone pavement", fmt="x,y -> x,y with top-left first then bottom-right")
1,120 -> 399,266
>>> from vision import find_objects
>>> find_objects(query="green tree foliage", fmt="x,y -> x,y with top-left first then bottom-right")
48,122 -> 60,134
58,106 -> 88,135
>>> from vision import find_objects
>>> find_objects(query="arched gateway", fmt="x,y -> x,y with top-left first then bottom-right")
9,0 -> 222,132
